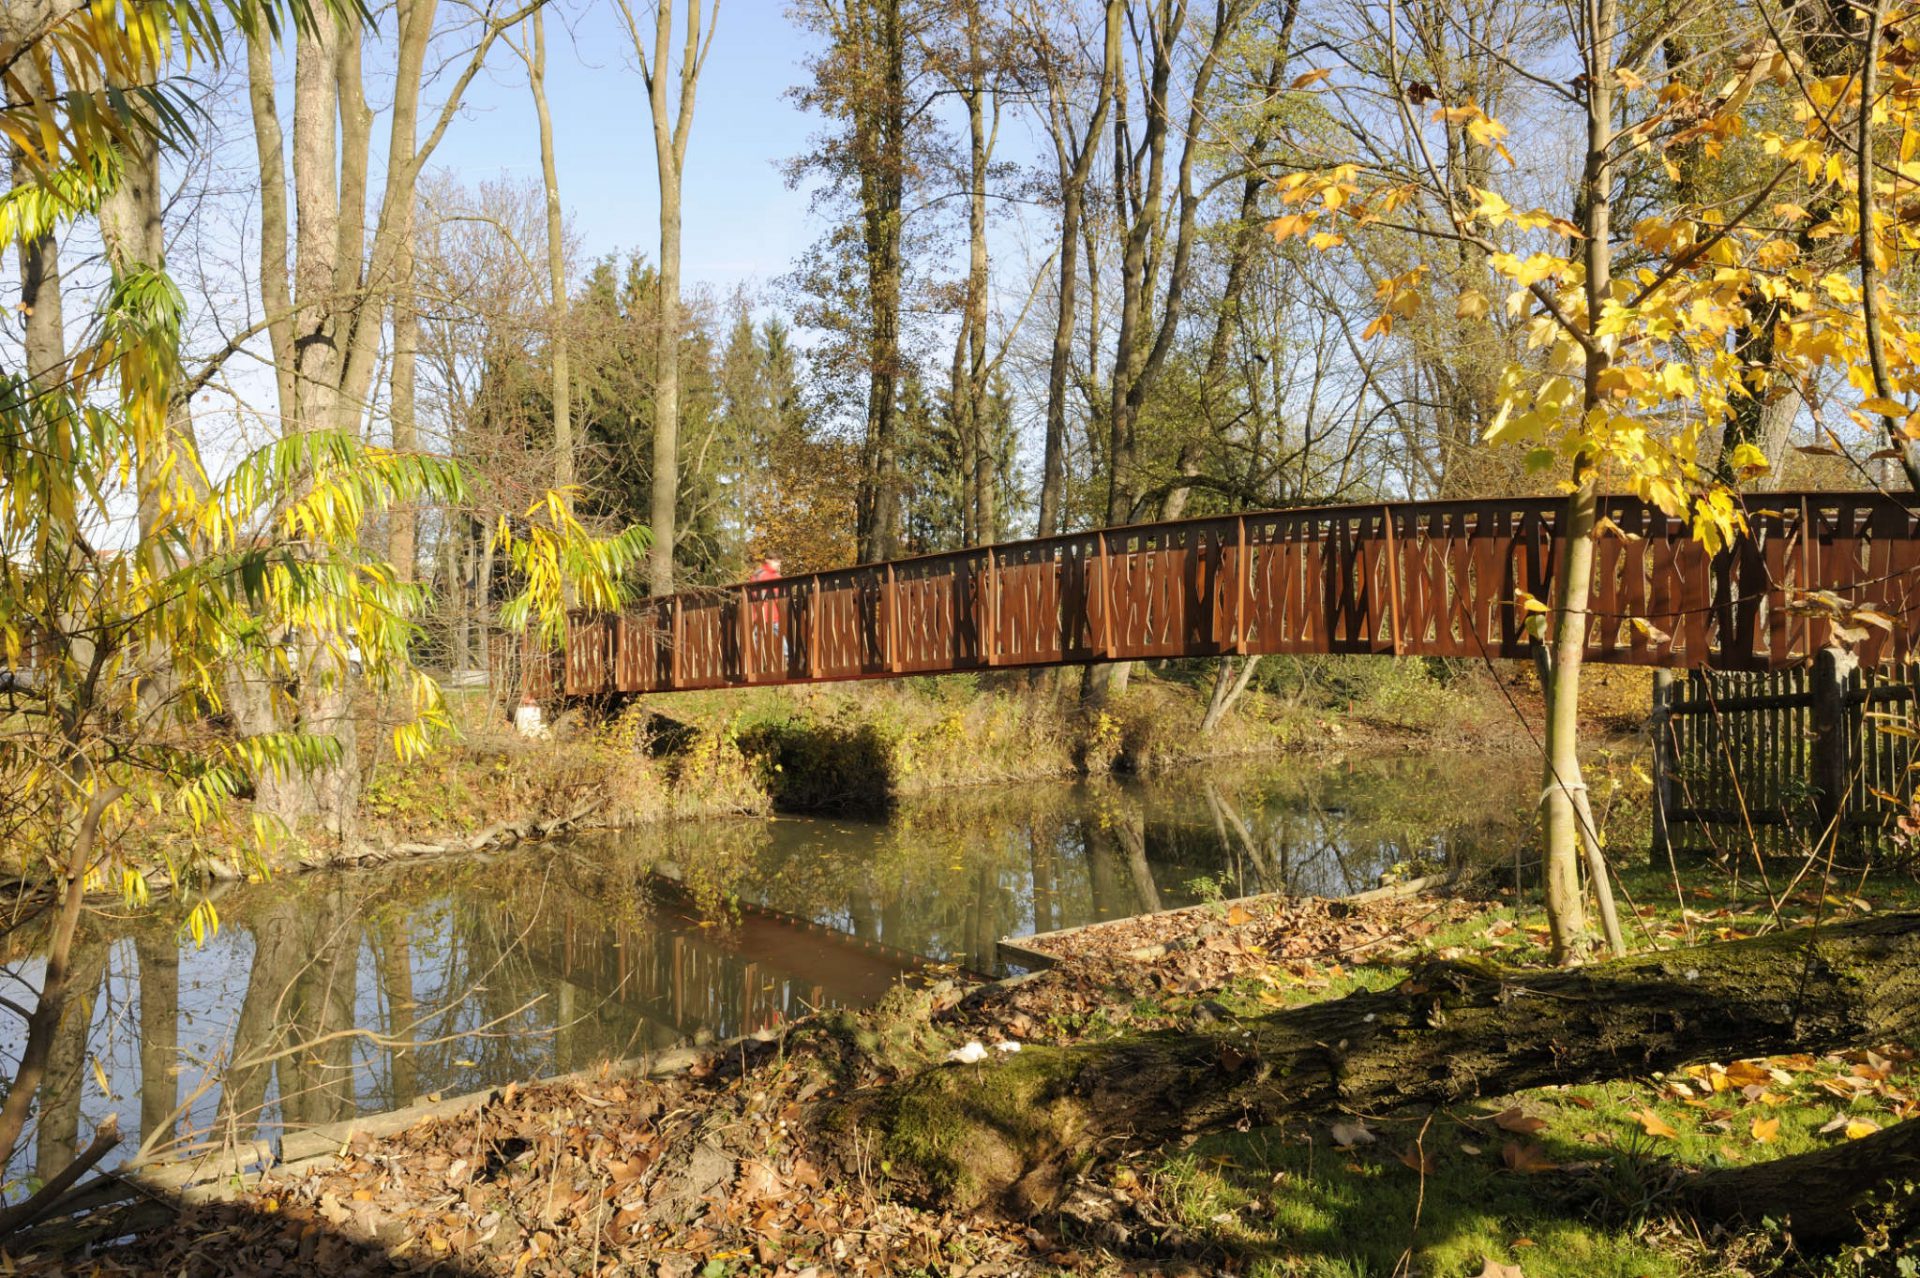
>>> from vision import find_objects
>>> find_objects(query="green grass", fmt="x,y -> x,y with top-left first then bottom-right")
1143,1121 -> 1697,1278
1119,864 -> 1920,1277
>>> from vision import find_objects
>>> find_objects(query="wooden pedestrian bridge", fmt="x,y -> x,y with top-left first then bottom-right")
527,490 -> 1920,701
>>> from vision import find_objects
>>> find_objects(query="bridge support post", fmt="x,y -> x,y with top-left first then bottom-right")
1811,644 -> 1859,847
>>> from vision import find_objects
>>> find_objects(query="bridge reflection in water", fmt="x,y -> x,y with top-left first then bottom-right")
11,755 -> 1533,1191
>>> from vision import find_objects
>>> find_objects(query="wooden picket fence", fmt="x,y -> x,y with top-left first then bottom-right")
1653,659 -> 1920,858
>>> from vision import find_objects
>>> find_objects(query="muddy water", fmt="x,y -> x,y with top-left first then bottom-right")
2,752 -> 1532,1190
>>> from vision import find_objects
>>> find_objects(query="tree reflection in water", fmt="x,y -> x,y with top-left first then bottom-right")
3,753 -> 1531,1199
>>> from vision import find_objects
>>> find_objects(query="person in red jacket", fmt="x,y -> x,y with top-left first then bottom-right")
749,556 -> 784,664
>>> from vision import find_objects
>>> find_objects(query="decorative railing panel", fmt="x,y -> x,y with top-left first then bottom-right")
541,492 -> 1920,699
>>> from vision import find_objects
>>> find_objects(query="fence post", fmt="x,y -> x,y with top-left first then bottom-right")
1811,644 -> 1859,841
738,585 -> 752,686
1649,669 -> 1674,865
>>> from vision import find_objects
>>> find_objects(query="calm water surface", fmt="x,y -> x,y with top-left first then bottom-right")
3,752 -> 1531,1188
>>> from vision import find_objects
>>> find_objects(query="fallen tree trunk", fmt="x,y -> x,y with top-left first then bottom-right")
850,912 -> 1920,1214
1685,1108 -> 1920,1246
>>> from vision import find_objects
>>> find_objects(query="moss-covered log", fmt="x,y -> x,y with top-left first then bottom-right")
850,913 -> 1920,1211
1685,1112 -> 1920,1245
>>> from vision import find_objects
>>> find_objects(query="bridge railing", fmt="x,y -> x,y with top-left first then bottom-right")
531,491 -> 1920,698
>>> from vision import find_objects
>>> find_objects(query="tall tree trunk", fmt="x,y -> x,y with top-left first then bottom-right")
528,8 -> 573,507
244,0 -> 506,839
1034,0 -> 1120,540
1088,0 -> 1243,702
1164,17 -> 1295,520
1200,654 -> 1260,734
247,24 -> 298,418
2,0 -> 64,385
960,6 -> 993,544
854,0 -> 907,564
388,192 -> 419,580
629,0 -> 714,591
1538,0 -> 1618,963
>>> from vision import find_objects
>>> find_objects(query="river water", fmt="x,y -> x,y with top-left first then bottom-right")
2,752 -> 1532,1190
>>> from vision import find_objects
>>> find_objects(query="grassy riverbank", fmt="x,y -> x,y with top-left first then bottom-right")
359,655 -> 1642,848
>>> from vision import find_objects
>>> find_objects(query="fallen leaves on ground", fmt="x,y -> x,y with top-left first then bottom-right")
1630,1108 -> 1679,1139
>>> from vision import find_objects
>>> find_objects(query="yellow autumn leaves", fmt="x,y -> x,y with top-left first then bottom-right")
1264,20 -> 1920,560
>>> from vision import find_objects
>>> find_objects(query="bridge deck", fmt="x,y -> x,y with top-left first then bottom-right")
533,492 -> 1920,698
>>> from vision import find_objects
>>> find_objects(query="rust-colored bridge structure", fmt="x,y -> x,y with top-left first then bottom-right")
531,491 -> 1920,700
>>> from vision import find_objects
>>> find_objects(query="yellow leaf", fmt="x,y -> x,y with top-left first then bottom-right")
1456,289 -> 1490,320
1471,187 -> 1513,222
1750,1116 -> 1779,1143
1861,396 -> 1908,418
1630,1108 -> 1678,1139
1629,617 -> 1673,643
1269,212 -> 1314,243
1728,442 -> 1770,475
1846,1119 -> 1880,1140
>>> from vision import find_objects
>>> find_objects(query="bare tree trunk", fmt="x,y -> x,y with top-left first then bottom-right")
388,188 -> 419,579
1199,654 -> 1260,735
243,0 -> 508,838
453,523 -> 475,672
527,8 -> 573,506
2,0 -> 64,385
959,3 -> 994,544
1164,16 -> 1295,520
627,0 -> 717,592
1088,0 -> 1244,703
1855,0 -> 1920,490
247,25 -> 298,419
1034,0 -> 1120,540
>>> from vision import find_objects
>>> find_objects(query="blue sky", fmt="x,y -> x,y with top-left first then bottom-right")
431,0 -> 828,299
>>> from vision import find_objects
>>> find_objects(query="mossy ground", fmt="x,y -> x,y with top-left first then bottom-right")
1090,867 -> 1920,1277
